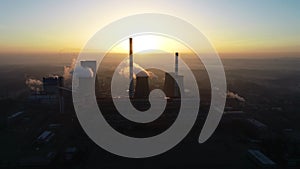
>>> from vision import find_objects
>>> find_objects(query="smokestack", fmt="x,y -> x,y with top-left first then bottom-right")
175,52 -> 178,75
129,38 -> 134,98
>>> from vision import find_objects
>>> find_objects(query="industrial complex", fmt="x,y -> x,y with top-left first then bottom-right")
0,38 -> 300,169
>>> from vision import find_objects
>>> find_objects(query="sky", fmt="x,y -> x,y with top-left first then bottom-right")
0,0 -> 299,56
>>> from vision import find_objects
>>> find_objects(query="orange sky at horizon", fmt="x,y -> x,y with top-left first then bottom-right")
0,1 -> 299,57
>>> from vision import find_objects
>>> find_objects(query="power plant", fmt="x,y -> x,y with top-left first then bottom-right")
5,36 -> 292,169
128,38 -> 184,99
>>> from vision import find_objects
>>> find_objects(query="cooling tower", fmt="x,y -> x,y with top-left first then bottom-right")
163,52 -> 184,98
164,72 -> 183,98
134,71 -> 150,99
76,61 -> 96,96
80,60 -> 96,74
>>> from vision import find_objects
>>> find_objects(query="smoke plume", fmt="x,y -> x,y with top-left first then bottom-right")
25,78 -> 43,92
63,58 -> 76,87
227,91 -> 245,102
118,59 -> 157,79
74,66 -> 94,78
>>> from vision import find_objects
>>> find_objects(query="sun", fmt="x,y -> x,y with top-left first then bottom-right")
110,34 -> 189,53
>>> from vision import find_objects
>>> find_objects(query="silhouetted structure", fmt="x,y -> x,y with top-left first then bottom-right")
43,76 -> 64,94
58,87 -> 72,113
134,71 -> 150,99
164,72 -> 184,98
163,52 -> 184,98
129,38 -> 134,98
175,52 -> 178,75
247,149 -> 276,168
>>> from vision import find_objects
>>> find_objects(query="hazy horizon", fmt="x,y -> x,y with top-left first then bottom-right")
0,52 -> 299,66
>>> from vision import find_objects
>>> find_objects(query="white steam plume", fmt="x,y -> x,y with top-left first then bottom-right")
118,59 -> 157,79
74,66 -> 94,78
63,58 -> 76,87
25,78 -> 43,92
227,91 -> 245,102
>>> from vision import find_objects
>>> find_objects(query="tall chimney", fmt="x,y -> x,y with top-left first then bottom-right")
129,38 -> 134,98
175,52 -> 178,75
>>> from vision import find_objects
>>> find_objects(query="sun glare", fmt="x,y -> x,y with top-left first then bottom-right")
110,34 -> 189,53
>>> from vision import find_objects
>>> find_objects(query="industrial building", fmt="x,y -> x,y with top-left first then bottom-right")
6,111 -> 26,128
247,149 -> 276,169
58,87 -> 73,113
27,75 -> 64,107
43,76 -> 64,94
36,130 -> 55,144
